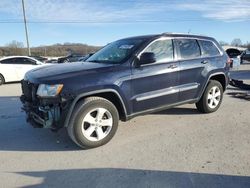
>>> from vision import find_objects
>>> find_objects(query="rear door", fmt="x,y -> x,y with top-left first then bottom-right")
131,38 -> 179,113
174,38 -> 205,101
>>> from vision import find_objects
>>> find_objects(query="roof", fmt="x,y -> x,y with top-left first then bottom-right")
0,56 -> 39,62
121,33 -> 214,41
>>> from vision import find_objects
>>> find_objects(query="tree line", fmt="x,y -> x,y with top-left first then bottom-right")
0,40 -> 101,57
0,38 -> 249,57
219,38 -> 250,48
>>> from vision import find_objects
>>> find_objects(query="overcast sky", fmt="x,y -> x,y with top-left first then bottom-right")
0,0 -> 250,46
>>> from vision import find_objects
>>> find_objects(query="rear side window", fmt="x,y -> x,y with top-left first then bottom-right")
15,58 -> 36,65
175,39 -> 200,60
199,40 -> 220,57
144,39 -> 174,63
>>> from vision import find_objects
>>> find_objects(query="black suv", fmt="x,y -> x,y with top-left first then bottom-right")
57,53 -> 85,63
21,33 -> 230,148
241,49 -> 250,63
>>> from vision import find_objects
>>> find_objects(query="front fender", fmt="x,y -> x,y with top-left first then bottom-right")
63,88 -> 128,127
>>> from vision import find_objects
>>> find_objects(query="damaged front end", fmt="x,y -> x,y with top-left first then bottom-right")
20,80 -> 70,131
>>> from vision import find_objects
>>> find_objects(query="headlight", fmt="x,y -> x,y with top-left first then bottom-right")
37,84 -> 63,97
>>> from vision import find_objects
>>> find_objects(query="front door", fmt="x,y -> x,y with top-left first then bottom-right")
131,38 -> 179,114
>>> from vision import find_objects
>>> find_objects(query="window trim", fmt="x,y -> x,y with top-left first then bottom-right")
136,36 -> 223,64
174,37 -> 223,61
174,38 -> 202,61
198,39 -> 221,58
137,37 -> 176,66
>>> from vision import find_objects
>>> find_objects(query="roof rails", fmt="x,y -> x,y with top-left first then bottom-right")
161,32 -> 187,35
161,32 -> 209,38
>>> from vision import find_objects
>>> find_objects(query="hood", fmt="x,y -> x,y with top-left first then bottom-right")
25,62 -> 114,83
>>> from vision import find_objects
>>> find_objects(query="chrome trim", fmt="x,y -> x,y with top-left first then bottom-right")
170,37 -> 223,56
136,88 -> 178,102
180,84 -> 199,92
135,36 -> 223,67
138,37 -> 173,58
127,98 -> 199,120
134,83 -> 200,102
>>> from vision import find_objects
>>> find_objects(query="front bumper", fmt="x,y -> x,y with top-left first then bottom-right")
21,95 -> 62,129
20,80 -> 72,130
21,98 -> 59,129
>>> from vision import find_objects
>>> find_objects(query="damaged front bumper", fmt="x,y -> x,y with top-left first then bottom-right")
20,95 -> 69,130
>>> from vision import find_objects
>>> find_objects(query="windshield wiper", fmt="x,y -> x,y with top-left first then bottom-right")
87,59 -> 118,64
87,60 -> 103,63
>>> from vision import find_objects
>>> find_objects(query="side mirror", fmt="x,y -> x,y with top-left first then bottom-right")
139,52 -> 156,65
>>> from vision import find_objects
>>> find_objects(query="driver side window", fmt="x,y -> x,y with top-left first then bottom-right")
144,39 -> 174,63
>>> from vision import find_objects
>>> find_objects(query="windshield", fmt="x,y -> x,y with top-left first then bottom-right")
87,38 -> 144,64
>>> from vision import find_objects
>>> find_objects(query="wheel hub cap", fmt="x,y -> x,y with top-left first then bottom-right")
81,108 -> 113,142
207,86 -> 221,109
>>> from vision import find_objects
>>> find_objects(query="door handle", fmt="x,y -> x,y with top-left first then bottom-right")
201,60 -> 209,64
168,64 -> 178,69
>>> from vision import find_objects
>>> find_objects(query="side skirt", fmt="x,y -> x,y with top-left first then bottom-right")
125,98 -> 199,121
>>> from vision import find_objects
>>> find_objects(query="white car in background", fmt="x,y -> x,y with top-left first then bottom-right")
0,56 -> 49,85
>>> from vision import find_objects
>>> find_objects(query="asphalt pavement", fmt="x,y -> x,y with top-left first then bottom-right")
0,64 -> 250,188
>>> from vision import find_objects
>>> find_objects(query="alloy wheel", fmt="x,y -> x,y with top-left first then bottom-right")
81,108 -> 113,142
207,86 -> 221,109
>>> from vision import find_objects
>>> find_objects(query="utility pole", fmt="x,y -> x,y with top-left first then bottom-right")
22,0 -> 31,56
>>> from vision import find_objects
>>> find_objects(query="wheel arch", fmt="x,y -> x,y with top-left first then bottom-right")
209,73 -> 227,91
198,72 -> 227,101
64,89 -> 128,127
0,73 -> 5,84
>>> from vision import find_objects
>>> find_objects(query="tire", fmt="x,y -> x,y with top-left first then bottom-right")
196,80 -> 223,113
67,97 -> 119,149
0,74 -> 5,85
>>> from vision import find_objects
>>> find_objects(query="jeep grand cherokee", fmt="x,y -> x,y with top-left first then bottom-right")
20,33 -> 230,148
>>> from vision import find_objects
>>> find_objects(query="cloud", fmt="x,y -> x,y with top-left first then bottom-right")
0,0 -> 249,23
177,0 -> 250,21
0,0 -> 175,22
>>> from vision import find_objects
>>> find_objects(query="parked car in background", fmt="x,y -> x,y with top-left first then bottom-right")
0,56 -> 49,85
57,53 -> 85,63
21,33 -> 230,148
45,58 -> 58,64
79,53 -> 94,62
241,49 -> 250,63
30,56 -> 48,63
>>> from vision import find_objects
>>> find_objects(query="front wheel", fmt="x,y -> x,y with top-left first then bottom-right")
67,97 -> 119,149
196,80 -> 223,113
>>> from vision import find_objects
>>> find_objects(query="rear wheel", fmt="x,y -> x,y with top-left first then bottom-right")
67,97 -> 119,149
196,80 -> 223,113
0,74 -> 5,85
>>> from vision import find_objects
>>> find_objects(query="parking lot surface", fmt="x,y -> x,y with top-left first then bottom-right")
0,64 -> 250,187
